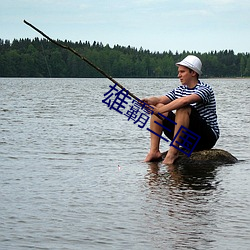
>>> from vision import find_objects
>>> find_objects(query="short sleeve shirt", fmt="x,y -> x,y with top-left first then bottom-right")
166,80 -> 219,139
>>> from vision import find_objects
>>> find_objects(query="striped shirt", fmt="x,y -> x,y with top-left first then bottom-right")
166,80 -> 220,139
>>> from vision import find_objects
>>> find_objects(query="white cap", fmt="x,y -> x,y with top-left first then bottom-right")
176,55 -> 202,75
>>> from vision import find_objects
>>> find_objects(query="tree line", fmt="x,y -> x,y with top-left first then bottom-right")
0,38 -> 250,78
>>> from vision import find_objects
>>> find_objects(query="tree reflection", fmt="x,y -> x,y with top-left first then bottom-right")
146,162 -> 219,191
143,162 -> 221,249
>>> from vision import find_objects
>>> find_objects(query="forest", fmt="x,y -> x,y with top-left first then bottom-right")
0,38 -> 250,78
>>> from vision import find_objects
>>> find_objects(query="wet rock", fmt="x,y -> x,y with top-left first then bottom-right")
161,149 -> 238,166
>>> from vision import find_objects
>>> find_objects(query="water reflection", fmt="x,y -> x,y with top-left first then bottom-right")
147,162 -> 219,191
144,162 -> 220,249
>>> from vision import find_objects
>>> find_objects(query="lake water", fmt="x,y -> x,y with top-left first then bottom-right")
1,78 -> 250,250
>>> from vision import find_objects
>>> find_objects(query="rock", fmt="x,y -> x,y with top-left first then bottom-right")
161,148 -> 238,166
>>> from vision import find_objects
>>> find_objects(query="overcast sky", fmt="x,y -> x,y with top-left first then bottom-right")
1,0 -> 249,53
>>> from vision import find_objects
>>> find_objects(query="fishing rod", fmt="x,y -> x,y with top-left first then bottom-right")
23,20 -> 140,98
23,20 -> 163,120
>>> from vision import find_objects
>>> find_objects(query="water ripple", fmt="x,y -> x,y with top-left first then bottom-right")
0,78 -> 250,249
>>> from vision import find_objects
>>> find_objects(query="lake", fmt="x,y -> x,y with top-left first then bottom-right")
1,78 -> 250,249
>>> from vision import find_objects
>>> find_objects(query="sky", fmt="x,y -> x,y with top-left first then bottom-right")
1,0 -> 250,53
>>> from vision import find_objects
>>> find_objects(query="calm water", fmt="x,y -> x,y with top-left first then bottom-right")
1,78 -> 250,250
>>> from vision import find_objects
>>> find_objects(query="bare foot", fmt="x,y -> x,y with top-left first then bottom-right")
162,151 -> 179,165
144,150 -> 162,162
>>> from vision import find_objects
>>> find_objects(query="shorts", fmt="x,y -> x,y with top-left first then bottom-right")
163,106 -> 217,151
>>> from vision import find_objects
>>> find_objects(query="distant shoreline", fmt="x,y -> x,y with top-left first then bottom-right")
1,38 -> 250,78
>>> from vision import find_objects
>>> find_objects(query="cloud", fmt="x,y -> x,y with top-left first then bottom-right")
198,0 -> 250,10
1,0 -> 250,53
134,0 -> 168,5
79,3 -> 89,10
206,0 -> 237,4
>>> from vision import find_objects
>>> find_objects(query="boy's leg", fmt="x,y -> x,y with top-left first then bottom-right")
144,104 -> 168,162
163,106 -> 191,164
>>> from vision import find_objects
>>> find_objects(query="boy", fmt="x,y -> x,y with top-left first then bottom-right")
143,55 -> 219,164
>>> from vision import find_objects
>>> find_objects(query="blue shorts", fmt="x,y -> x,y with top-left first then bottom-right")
163,106 -> 217,151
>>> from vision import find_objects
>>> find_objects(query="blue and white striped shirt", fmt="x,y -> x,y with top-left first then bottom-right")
166,80 -> 220,139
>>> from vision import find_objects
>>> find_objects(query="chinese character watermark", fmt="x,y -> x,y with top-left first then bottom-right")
170,125 -> 201,157
102,83 -> 201,157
